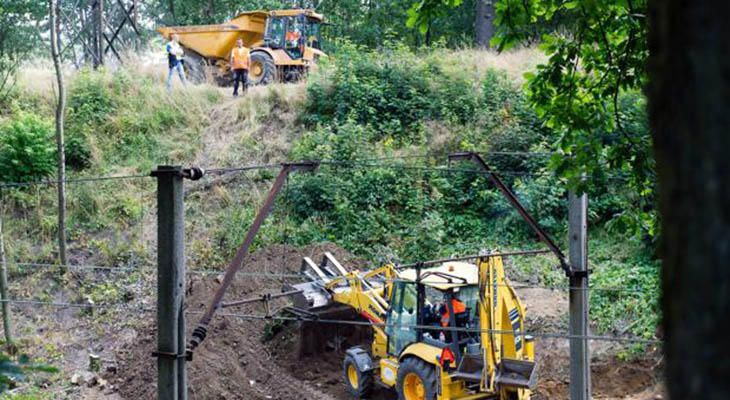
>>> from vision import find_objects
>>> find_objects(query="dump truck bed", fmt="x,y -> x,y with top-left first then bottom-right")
157,11 -> 268,59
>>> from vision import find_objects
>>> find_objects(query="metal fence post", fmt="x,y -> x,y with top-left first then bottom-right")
152,166 -> 186,400
569,188 -> 591,400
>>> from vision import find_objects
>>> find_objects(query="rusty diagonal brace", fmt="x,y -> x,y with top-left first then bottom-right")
186,162 -> 318,360
448,152 -> 573,276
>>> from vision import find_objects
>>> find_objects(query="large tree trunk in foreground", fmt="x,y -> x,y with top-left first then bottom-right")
475,0 -> 495,48
648,1 -> 730,398
49,0 -> 68,269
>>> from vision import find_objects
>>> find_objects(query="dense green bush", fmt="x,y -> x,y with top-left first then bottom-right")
304,44 -> 552,165
64,133 -> 92,170
67,69 -> 115,126
0,112 -> 55,183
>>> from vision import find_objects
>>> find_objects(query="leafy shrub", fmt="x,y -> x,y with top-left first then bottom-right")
304,43 -> 487,146
290,119 -> 369,161
0,113 -> 55,183
64,132 -> 92,170
67,69 -> 115,126
0,353 -> 57,393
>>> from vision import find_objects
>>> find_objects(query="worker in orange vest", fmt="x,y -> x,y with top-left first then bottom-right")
440,295 -> 467,327
230,38 -> 250,96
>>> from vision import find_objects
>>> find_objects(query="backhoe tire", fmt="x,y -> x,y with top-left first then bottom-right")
396,358 -> 437,400
248,52 -> 276,86
343,354 -> 373,398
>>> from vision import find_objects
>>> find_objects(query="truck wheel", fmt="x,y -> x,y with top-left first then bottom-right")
343,354 -> 373,398
396,358 -> 437,400
183,50 -> 208,84
248,52 -> 276,85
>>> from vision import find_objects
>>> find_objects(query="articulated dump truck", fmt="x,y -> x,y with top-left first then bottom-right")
157,9 -> 326,86
286,252 -> 537,400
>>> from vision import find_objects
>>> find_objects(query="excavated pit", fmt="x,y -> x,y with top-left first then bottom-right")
111,243 -> 663,399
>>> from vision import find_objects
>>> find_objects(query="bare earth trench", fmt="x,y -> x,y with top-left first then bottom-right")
95,243 -> 662,400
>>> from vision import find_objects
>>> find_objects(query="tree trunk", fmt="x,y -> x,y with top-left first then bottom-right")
425,20 -> 432,47
168,0 -> 177,24
96,0 -> 104,67
49,0 -> 68,270
0,218 -> 13,352
475,0 -> 495,48
648,1 -> 730,399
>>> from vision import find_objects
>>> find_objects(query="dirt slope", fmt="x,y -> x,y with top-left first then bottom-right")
113,243 -> 363,399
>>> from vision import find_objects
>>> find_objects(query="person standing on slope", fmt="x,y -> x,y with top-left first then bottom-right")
166,34 -> 187,89
230,38 -> 250,96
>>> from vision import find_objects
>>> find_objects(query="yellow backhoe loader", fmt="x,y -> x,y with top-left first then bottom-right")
287,251 -> 537,400
157,9 -> 326,85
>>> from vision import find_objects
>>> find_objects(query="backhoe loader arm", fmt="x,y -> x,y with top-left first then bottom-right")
326,265 -> 398,359
478,253 -> 536,397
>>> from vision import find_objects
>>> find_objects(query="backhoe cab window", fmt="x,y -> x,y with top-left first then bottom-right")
385,282 -> 418,356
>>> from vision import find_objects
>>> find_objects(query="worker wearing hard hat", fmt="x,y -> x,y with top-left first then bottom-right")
230,39 -> 250,96
166,34 -> 187,89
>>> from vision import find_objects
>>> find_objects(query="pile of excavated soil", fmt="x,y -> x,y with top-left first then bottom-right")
112,243 -> 364,400
109,243 -> 663,400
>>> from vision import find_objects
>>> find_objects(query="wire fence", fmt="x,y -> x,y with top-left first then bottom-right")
0,297 -> 659,345
0,156 -> 656,359
0,260 -> 655,295
0,153 -> 634,190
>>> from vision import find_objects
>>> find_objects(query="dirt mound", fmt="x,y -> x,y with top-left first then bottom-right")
534,338 -> 663,400
113,242 -> 363,400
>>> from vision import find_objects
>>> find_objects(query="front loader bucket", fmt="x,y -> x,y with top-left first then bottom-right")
285,252 -> 349,311
282,252 -> 372,359
495,359 -> 538,390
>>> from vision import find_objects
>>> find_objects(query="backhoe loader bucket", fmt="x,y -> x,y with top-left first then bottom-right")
495,358 -> 538,390
284,253 -> 372,359
285,252 -> 349,311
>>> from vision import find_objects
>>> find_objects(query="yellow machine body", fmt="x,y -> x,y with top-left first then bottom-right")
307,253 -> 536,400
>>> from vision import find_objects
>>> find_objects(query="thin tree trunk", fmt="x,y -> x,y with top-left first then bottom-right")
49,0 -> 68,271
0,218 -> 13,352
648,0 -> 730,398
425,20 -> 432,47
475,0 -> 495,48
168,0 -> 177,24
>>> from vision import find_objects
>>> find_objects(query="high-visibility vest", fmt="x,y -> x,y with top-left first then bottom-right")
440,299 -> 467,327
231,47 -> 250,70
285,31 -> 301,42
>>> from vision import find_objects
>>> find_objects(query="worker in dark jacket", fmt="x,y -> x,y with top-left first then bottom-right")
166,34 -> 187,89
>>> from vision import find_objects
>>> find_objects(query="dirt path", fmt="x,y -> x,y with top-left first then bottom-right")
192,84 -> 305,169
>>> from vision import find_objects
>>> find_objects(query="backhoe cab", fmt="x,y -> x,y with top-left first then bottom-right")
289,253 -> 537,400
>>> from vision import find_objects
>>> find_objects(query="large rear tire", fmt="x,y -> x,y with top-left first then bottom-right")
248,52 -> 276,85
343,354 -> 373,398
182,49 -> 208,84
396,358 -> 437,400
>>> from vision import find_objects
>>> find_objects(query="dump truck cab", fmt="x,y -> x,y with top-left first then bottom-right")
247,9 -> 325,83
262,10 -> 324,54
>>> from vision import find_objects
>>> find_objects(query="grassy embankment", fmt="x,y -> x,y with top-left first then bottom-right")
0,45 -> 659,370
